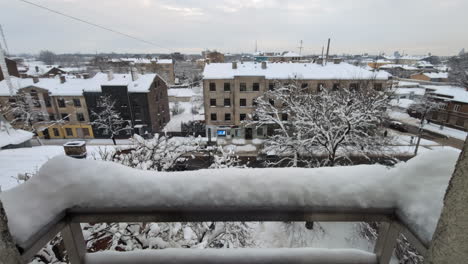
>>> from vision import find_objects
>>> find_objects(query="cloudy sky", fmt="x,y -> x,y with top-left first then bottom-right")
1,0 -> 467,56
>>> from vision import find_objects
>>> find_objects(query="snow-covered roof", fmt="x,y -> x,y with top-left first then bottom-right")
0,149 -> 459,246
390,98 -> 416,109
379,64 -> 418,71
0,73 -> 159,96
115,58 -> 173,64
393,88 -> 426,96
282,51 -> 301,58
423,85 -> 468,104
203,62 -> 391,80
84,73 -> 158,93
0,76 -> 87,96
168,88 -> 196,98
384,55 -> 427,61
0,118 -> 33,148
423,72 -> 448,79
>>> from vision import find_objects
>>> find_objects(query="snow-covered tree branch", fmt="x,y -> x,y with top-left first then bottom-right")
91,95 -> 128,145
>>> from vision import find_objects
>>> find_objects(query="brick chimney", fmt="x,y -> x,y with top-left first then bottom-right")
261,61 -> 267,69
232,61 -> 237,69
107,70 -> 114,81
60,75 -> 66,83
33,76 -> 39,83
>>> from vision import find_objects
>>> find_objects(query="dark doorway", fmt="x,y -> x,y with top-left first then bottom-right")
245,128 -> 253,140
43,129 -> 50,139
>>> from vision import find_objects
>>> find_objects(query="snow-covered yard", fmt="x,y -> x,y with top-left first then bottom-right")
164,102 -> 204,132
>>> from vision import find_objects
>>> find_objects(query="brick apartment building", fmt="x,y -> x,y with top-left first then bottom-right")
83,72 -> 170,138
202,61 -> 391,140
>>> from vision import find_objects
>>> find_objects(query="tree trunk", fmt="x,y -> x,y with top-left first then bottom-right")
112,135 -> 116,145
0,201 -> 22,264
425,136 -> 468,263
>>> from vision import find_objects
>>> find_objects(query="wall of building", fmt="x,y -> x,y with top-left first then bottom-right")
0,58 -> 20,81
147,75 -> 170,133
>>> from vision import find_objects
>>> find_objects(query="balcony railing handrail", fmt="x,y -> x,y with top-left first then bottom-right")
14,206 -> 428,264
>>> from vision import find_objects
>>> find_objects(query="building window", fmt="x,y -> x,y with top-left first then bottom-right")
211,113 -> 217,121
209,82 -> 216,92
49,114 -> 55,121
61,113 -> 69,121
317,83 -> 325,92
225,113 -> 231,121
210,99 -> 216,107
57,98 -> 66,108
301,83 -> 308,88
77,113 -> 85,122
253,83 -> 260,91
257,127 -> 264,136
252,99 -> 257,106
65,128 -> 73,136
83,128 -> 90,136
441,103 -> 448,110
349,83 -> 359,91
73,99 -> 82,107
454,104 -> 461,112
240,113 -> 246,121
240,98 -> 247,107
224,83 -> 231,92
8,98 -> 16,103
282,113 -> 288,121
44,98 -> 51,107
373,83 -> 383,91
240,83 -> 247,92
269,83 -> 275,91
332,83 -> 340,91
269,99 -> 274,106
224,98 -> 231,107
52,128 -> 60,137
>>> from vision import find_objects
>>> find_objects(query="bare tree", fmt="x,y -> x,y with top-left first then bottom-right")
38,50 -> 57,65
448,53 -> 468,88
247,79 -> 391,167
0,93 -> 47,131
91,95 -> 128,145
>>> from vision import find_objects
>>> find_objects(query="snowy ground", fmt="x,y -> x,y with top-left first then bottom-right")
164,87 -> 205,132
389,111 -> 468,140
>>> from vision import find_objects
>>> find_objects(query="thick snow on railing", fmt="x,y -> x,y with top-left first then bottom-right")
0,149 -> 458,247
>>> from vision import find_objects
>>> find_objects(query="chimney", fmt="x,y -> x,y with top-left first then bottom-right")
131,68 -> 138,81
107,70 -> 114,81
261,61 -> 267,69
232,61 -> 237,69
60,75 -> 66,83
35,66 -> 39,73
33,76 -> 39,83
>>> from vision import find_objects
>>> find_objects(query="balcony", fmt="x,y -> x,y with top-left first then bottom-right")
0,149 -> 459,264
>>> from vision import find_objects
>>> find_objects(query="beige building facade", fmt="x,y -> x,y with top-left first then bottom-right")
203,61 -> 390,140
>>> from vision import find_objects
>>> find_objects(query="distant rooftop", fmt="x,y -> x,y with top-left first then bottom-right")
203,62 -> 391,80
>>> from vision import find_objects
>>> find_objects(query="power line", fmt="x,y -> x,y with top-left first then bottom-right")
18,0 -> 173,51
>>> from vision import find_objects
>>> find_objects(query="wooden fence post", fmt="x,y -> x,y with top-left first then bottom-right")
61,222 -> 85,264
374,221 -> 400,264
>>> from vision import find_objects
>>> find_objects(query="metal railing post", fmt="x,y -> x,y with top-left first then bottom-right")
374,221 -> 401,264
61,222 -> 86,264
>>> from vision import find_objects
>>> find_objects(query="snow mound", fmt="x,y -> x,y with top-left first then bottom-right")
0,149 -> 459,247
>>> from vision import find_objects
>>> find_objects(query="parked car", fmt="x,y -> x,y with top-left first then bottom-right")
389,121 -> 408,132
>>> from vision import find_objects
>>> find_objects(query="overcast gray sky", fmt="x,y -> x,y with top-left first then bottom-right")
1,0 -> 466,56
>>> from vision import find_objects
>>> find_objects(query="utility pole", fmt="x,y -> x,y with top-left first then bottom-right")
325,38 -> 331,65
0,41 -> 14,96
0,25 -> 9,55
298,40 -> 303,56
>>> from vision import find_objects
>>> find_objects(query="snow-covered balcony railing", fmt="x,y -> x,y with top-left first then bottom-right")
0,150 -> 458,264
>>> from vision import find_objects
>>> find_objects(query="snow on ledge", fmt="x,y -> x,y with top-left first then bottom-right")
0,149 -> 459,246
85,248 -> 377,264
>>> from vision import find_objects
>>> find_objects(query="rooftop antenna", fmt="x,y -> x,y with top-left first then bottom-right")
298,40 -> 303,56
0,25 -> 9,55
